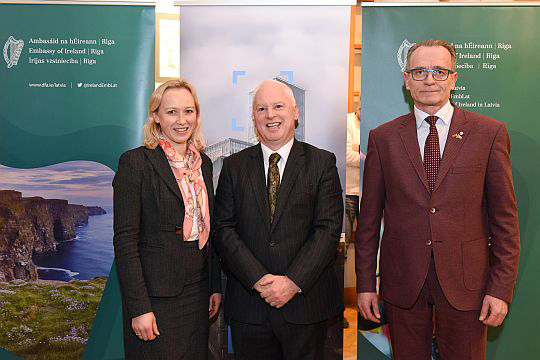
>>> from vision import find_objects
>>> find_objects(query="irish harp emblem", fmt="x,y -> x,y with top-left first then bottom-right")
3,36 -> 24,68
397,39 -> 415,72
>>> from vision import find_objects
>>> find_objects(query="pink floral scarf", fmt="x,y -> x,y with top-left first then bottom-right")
159,139 -> 210,250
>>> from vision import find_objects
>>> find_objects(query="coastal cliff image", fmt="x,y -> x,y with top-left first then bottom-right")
0,162 -> 114,359
0,190 -> 106,282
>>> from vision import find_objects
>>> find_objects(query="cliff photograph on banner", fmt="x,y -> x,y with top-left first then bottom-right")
0,161 -> 114,358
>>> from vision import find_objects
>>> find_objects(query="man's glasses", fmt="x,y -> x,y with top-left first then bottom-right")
405,68 -> 455,81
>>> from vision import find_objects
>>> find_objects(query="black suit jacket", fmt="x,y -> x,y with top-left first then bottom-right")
113,146 -> 221,319
214,140 -> 344,325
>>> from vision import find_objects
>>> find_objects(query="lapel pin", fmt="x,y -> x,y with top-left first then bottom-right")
452,131 -> 464,140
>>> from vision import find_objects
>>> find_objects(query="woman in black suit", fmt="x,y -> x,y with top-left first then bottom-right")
113,79 -> 221,359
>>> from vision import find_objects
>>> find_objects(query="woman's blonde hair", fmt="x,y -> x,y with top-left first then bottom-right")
143,79 -> 205,150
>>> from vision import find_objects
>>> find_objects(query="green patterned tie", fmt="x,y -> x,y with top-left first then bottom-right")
268,152 -> 281,222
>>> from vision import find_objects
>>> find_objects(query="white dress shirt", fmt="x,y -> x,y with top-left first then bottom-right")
261,137 -> 294,185
415,101 -> 454,160
346,112 -> 364,196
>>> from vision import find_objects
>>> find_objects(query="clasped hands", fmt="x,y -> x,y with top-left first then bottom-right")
254,274 -> 301,308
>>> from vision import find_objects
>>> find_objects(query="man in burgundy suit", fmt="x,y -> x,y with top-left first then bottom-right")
355,39 -> 520,359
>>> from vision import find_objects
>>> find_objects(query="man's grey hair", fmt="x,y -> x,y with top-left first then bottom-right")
407,39 -> 457,71
251,79 -> 297,114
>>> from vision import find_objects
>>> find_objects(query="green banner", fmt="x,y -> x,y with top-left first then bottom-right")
360,4 -> 540,359
0,4 -> 155,171
0,4 -> 154,359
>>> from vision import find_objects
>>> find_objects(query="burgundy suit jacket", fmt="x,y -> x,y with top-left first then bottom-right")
355,106 -> 520,311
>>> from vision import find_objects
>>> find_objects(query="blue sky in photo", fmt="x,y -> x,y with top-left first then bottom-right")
0,161 -> 114,208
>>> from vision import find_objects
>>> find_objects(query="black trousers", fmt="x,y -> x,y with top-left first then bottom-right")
230,309 -> 327,360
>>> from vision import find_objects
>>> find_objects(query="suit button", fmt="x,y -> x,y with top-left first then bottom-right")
269,241 -> 276,247
426,239 -> 432,246
429,207 -> 436,214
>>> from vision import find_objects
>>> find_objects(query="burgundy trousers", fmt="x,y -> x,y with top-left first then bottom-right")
384,257 -> 487,360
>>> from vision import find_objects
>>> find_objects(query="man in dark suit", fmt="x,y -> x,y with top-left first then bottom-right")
214,80 -> 344,359
356,40 -> 520,359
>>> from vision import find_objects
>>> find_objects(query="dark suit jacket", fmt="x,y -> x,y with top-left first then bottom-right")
355,106 -> 520,311
214,140 -> 344,325
113,146 -> 221,319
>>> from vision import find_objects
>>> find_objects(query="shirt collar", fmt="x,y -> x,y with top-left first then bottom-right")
261,137 -> 294,164
414,101 -> 454,129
